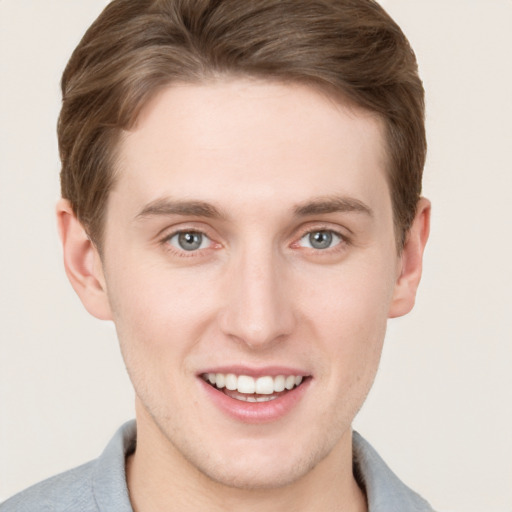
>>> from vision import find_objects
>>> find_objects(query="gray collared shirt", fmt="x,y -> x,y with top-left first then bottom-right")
1,421 -> 435,511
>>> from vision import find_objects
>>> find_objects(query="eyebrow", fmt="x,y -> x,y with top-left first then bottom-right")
135,198 -> 224,220
293,196 -> 373,217
135,195 -> 373,221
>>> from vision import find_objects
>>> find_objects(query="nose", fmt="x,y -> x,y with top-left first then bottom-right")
218,245 -> 296,350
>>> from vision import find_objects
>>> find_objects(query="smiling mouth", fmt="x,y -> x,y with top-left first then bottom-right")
201,373 -> 307,402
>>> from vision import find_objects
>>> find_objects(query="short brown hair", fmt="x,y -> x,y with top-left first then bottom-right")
59,0 -> 425,250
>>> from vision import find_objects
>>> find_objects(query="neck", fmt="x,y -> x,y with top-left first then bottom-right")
127,410 -> 367,512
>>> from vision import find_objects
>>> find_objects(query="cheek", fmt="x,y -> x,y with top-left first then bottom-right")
298,258 -> 393,376
105,256 -> 219,370
301,257 -> 394,331
106,264 -> 218,416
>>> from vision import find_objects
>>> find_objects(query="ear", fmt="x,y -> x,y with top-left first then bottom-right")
388,197 -> 431,318
56,199 -> 113,320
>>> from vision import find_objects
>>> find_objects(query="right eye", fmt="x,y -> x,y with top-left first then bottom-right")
298,230 -> 343,250
166,231 -> 212,252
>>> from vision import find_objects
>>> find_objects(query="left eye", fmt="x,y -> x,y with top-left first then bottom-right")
299,230 -> 342,250
167,231 -> 211,251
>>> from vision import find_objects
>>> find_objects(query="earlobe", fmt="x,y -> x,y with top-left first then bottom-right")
388,197 -> 431,319
56,199 -> 113,321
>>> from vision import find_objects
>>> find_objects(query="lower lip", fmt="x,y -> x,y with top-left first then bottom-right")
199,378 -> 310,424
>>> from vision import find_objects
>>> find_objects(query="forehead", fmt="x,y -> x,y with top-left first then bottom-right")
112,79 -> 390,218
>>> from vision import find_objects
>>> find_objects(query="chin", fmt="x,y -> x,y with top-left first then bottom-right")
196,452 -> 318,491
174,428 -> 342,492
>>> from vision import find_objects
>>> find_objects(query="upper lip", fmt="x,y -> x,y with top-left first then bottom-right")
197,365 -> 310,378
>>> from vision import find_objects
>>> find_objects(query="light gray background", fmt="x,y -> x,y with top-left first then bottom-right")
1,1 -> 511,510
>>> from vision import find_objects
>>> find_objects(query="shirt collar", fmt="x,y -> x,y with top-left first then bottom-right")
92,420 -> 136,512
353,431 -> 435,511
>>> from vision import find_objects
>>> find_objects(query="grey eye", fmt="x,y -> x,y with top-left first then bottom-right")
168,231 -> 210,251
299,230 -> 341,250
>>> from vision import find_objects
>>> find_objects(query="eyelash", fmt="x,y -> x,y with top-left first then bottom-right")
161,229 -> 217,257
160,226 -> 350,257
293,227 -> 349,253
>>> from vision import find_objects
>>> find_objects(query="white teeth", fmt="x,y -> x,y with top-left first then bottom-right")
225,373 -> 237,391
255,376 -> 274,395
203,373 -> 306,395
274,375 -> 285,392
237,394 -> 278,403
237,375 -> 255,394
256,395 -> 276,402
215,373 -> 225,389
285,375 -> 296,390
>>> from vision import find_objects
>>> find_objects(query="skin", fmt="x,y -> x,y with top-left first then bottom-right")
57,79 -> 430,512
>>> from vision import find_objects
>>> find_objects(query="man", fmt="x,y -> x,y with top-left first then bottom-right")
1,0 -> 432,510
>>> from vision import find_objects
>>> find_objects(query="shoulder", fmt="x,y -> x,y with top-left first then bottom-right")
1,421 -> 136,512
0,461 -> 98,512
353,431 -> 436,512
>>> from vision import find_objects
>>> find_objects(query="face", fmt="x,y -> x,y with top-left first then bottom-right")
97,79 -> 405,489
